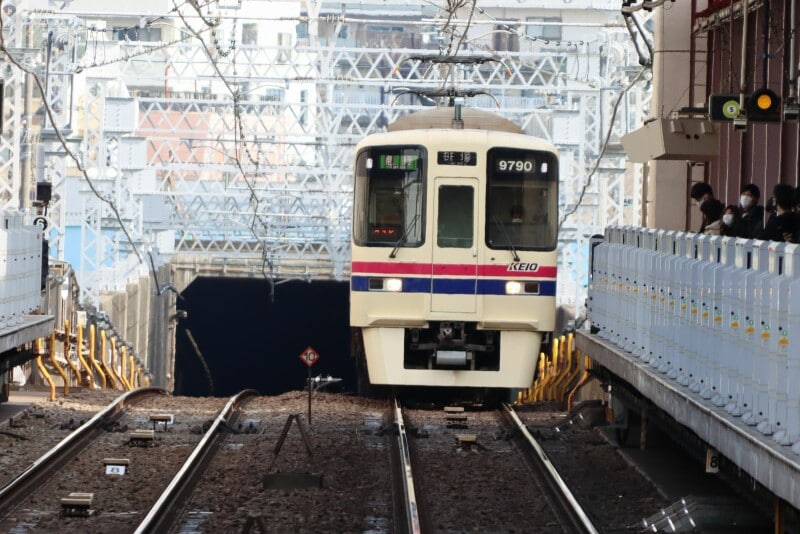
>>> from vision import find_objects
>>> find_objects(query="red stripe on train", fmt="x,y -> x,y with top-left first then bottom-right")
351,261 -> 557,278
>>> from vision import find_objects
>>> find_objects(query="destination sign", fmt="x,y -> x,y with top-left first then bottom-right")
437,151 -> 477,166
378,154 -> 419,170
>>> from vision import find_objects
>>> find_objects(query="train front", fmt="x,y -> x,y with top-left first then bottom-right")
350,110 -> 558,390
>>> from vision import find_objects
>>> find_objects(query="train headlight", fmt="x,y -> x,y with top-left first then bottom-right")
504,281 -> 541,295
385,278 -> 403,292
505,281 -> 522,295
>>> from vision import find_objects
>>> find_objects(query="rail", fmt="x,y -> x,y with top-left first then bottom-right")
501,403 -> 598,533
0,387 -> 168,515
392,399 -> 422,534
134,389 -> 259,534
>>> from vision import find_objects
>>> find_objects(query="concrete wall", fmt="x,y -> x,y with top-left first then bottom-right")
98,265 -> 174,390
647,2 -> 694,231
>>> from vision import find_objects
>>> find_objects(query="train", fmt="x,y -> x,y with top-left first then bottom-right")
350,103 -> 559,394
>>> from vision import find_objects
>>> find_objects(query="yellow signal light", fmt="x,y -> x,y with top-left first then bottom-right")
755,93 -> 773,110
747,88 -> 781,122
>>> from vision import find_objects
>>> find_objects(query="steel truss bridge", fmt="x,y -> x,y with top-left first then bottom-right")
0,0 -> 651,312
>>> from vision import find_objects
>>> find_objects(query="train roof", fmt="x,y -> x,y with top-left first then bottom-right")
386,107 -> 524,134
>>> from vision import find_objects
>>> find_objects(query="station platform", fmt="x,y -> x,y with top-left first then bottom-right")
0,315 -> 53,355
575,329 -> 800,511
0,315 -> 54,400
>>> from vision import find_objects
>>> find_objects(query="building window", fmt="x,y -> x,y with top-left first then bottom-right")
300,90 -> 307,126
492,22 -> 519,52
262,88 -> 284,102
277,32 -> 292,63
526,17 -> 562,41
114,26 -> 162,42
242,23 -> 258,45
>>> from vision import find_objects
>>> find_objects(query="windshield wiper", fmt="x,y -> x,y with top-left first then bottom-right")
493,215 -> 520,262
390,215 -> 419,258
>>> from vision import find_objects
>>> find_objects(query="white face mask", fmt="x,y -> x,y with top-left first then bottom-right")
740,195 -> 753,209
722,214 -> 734,226
696,199 -> 705,208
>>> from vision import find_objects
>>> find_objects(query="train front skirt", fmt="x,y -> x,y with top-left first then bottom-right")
361,327 -> 541,388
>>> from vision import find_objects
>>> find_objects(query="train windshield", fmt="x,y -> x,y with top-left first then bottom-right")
485,147 -> 558,251
353,146 -> 426,247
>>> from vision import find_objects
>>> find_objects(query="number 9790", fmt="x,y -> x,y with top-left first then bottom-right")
498,159 -> 534,172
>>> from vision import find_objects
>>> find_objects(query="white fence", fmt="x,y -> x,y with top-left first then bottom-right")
0,212 -> 43,329
588,226 -> 800,453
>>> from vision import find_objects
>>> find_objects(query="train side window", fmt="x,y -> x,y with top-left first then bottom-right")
437,185 -> 473,248
486,147 -> 558,251
353,146 -> 426,247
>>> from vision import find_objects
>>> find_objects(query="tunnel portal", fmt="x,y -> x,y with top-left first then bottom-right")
174,278 -> 353,397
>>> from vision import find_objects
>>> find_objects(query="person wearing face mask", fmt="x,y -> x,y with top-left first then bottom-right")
757,183 -> 797,242
701,198 -> 724,235
689,182 -> 715,232
720,205 -> 740,237
731,183 -> 764,239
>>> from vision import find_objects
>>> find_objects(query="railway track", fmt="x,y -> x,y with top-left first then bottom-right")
389,398 -> 422,533
134,389 -> 258,533
0,387 -> 168,517
0,389 -> 229,532
391,400 -> 598,533
151,391 -> 394,532
500,404 -> 597,533
0,390 -> 668,531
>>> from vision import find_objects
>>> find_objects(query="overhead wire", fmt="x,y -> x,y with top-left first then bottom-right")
77,29 -> 206,73
0,14 -> 146,266
8,0 -> 644,293
432,12 -> 603,88
558,66 -> 649,230
171,0 -> 282,296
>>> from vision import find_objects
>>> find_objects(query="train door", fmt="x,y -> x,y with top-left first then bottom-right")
431,177 -> 478,313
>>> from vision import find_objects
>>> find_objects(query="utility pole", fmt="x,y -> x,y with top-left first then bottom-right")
19,23 -> 33,209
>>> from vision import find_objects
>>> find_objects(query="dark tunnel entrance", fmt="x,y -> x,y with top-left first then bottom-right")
173,278 -> 353,397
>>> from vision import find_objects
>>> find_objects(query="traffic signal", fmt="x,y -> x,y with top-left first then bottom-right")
747,88 -> 781,122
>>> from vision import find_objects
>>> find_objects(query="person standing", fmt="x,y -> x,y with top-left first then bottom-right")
701,199 -> 725,236
690,182 -> 715,232
757,184 -> 797,242
731,183 -> 764,238
720,205 -> 740,237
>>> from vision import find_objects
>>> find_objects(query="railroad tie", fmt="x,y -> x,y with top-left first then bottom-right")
61,492 -> 94,517
149,413 -> 173,432
129,429 -> 156,447
444,406 -> 468,429
455,433 -> 479,450
103,458 -> 130,475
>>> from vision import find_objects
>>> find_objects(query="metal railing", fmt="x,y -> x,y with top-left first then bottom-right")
588,226 -> 800,453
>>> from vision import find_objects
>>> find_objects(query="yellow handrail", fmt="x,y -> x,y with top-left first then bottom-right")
35,338 -> 56,401
49,332 -> 69,395
89,325 -> 106,388
119,345 -> 132,391
109,338 -> 126,390
99,330 -> 117,390
566,355 -> 593,411
75,324 -> 93,389
62,320 -> 80,386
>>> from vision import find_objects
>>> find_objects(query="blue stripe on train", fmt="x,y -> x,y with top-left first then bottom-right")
351,276 -> 556,296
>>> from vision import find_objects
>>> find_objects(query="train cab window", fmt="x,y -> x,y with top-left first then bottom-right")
437,185 -> 473,248
485,147 -> 558,251
353,146 -> 425,247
